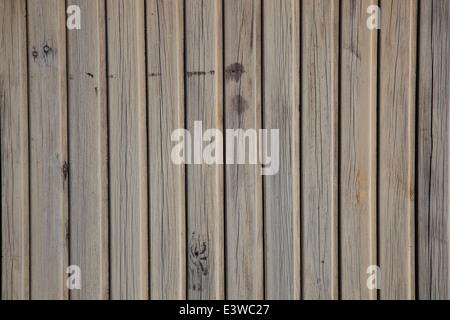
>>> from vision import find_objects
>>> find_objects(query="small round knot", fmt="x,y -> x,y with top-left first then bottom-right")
32,50 -> 38,58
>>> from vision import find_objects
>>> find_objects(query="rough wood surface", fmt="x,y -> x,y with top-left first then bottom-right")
185,0 -> 224,300
2,0 -> 449,301
263,0 -> 301,300
27,0 -> 69,300
378,0 -> 417,300
224,0 -> 263,300
67,0 -> 108,300
301,0 -> 339,300
107,0 -> 148,299
0,0 -> 29,300
147,0 -> 186,300
417,0 -> 450,300
340,0 -> 378,300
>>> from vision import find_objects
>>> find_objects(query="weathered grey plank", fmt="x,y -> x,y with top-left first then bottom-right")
27,0 -> 69,300
107,0 -> 148,299
185,0 -> 224,300
263,0 -> 301,300
417,0 -> 450,300
378,0 -> 417,300
0,0 -> 29,300
301,0 -> 339,300
147,0 -> 186,300
340,0 -> 378,300
224,0 -> 263,300
67,0 -> 108,300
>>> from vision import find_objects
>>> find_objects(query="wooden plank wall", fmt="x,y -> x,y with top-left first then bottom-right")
1,0 -> 450,300
67,0 -> 108,300
224,0 -> 263,300
417,0 -> 450,300
107,0 -> 148,299
264,0 -> 300,300
1,0 -> 29,300
340,0 -> 378,300
147,0 -> 185,300
301,0 -> 339,300
27,0 -> 69,300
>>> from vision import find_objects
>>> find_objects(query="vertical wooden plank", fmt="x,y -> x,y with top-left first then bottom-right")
147,0 -> 186,300
0,0 -> 29,300
340,0 -> 378,300
27,0 -> 68,300
263,0 -> 300,300
378,0 -> 417,300
224,0 -> 263,300
185,0 -> 224,300
107,0 -> 148,299
418,0 -> 450,300
67,0 -> 108,300
301,0 -> 339,300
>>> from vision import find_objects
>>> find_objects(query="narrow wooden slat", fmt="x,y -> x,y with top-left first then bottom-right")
263,0 -> 300,300
340,0 -> 378,300
67,0 -> 108,300
27,0 -> 68,300
418,0 -> 450,300
378,0 -> 417,300
147,0 -> 186,300
107,0 -> 148,299
185,0 -> 224,300
224,0 -> 263,300
301,0 -> 339,300
0,0 -> 29,300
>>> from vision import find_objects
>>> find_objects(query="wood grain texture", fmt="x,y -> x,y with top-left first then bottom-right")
67,0 -> 108,300
340,0 -> 378,300
0,0 -> 29,300
27,0 -> 68,300
378,0 -> 417,300
185,0 -> 224,300
263,0 -> 300,300
301,0 -> 339,300
224,0 -> 263,300
417,0 -> 450,300
147,0 -> 186,300
2,0 -> 449,301
107,0 -> 148,299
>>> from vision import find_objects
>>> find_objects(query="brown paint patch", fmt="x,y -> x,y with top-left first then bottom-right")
225,63 -> 245,82
355,169 -> 368,204
186,71 -> 206,78
357,169 -> 368,189
231,95 -> 249,115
